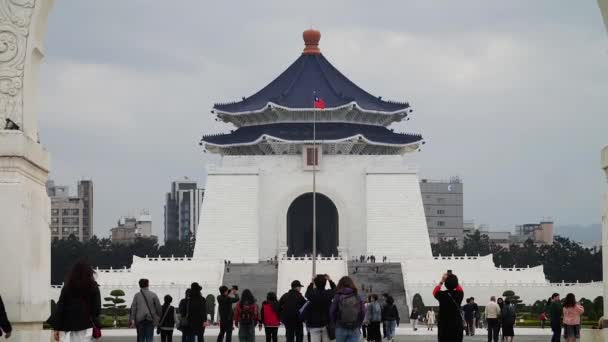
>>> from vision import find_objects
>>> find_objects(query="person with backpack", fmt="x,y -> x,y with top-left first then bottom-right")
233,289 -> 259,342
279,280 -> 307,342
158,295 -> 176,342
381,296 -> 399,341
304,274 -> 337,342
217,285 -> 240,342
500,299 -> 516,342
330,276 -> 365,342
365,294 -> 382,342
182,282 -> 208,342
260,292 -> 281,342
432,272 -> 464,342
130,278 -> 162,342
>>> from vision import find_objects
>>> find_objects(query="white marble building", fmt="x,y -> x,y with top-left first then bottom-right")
83,29 -> 604,309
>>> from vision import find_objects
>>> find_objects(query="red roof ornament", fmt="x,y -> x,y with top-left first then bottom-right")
303,28 -> 321,55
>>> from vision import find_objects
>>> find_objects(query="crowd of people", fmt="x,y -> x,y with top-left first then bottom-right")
0,260 -> 588,342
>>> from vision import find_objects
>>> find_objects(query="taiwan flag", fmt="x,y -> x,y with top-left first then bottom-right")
314,95 -> 326,109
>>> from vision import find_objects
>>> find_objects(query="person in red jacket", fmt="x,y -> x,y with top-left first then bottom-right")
259,292 -> 281,342
433,272 -> 464,342
234,290 -> 259,342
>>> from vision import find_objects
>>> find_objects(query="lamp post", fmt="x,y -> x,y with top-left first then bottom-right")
312,105 -> 317,277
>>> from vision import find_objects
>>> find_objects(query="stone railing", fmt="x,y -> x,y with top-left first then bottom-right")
280,254 -> 344,261
138,255 -> 194,262
406,280 -> 601,287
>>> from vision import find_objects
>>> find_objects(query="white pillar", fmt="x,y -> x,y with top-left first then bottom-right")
0,0 -> 54,341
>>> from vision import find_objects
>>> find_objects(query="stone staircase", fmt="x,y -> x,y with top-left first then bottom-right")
347,262 -> 410,323
222,262 -> 278,302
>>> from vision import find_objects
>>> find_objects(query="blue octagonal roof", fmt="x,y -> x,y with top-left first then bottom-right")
213,53 -> 410,114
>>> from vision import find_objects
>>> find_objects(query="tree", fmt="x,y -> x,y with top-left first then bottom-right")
412,293 -> 427,317
502,290 -> 523,308
462,230 -> 491,256
103,289 -> 127,327
431,239 -> 460,256
593,296 -> 604,320
206,294 -> 216,322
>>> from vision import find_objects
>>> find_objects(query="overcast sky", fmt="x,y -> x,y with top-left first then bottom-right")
39,1 -> 608,239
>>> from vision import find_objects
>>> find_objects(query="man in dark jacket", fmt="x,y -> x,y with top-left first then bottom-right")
304,275 -> 336,342
279,280 -> 306,342
217,285 -> 240,342
0,296 -> 12,338
548,293 -> 562,342
462,298 -> 475,336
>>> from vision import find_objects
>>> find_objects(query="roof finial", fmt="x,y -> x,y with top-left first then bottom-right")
302,28 -> 321,55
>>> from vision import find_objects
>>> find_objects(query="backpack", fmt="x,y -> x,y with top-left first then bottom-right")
239,305 -> 255,326
338,294 -> 360,329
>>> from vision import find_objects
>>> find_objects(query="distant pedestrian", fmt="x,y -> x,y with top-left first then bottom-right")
539,312 -> 547,329
500,299 -> 516,342
433,272 -> 464,342
409,307 -> 420,332
462,298 -> 475,336
381,296 -> 399,341
217,285 -> 240,342
182,282 -> 208,342
563,293 -> 584,342
425,308 -> 435,331
279,280 -> 306,342
485,296 -> 501,342
548,293 -> 562,342
365,294 -> 382,342
260,292 -> 280,342
176,289 -> 191,335
0,295 -> 12,339
330,276 -> 365,342
234,289 -> 259,342
47,260 -> 101,342
158,295 -> 176,342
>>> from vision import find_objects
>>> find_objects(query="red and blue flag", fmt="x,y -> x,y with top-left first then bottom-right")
313,95 -> 326,109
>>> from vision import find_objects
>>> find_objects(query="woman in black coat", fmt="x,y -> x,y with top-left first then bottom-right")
0,295 -> 12,338
158,295 -> 176,342
47,260 -> 101,342
182,282 -> 208,342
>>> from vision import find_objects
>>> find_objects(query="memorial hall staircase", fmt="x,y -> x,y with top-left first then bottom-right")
221,262 -> 279,302
347,262 -> 410,323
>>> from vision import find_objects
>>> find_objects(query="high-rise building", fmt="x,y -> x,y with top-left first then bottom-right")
164,179 -> 204,242
110,212 -> 153,244
46,179 -> 94,241
420,177 -> 464,243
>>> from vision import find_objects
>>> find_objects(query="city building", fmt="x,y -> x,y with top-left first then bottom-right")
85,29 -> 601,309
164,179 -> 204,242
420,177 -> 464,243
46,179 -> 93,241
110,213 -> 153,244
512,220 -> 554,245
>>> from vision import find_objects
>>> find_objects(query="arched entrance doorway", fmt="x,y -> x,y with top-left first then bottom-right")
286,192 -> 339,257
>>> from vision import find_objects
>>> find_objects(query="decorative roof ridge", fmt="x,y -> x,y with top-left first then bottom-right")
213,101 -> 410,115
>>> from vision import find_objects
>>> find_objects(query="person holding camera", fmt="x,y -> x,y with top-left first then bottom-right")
217,285 -> 240,342
433,272 -> 464,342
304,274 -> 337,342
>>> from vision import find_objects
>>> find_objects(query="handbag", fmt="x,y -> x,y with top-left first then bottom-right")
141,290 -> 160,326
91,318 -> 102,339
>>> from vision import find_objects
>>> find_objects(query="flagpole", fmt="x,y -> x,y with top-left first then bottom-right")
312,97 -> 317,277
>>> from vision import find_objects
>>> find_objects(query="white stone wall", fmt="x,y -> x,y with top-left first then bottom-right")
194,170 -> 260,263
194,155 -> 427,261
406,281 -> 603,308
93,256 -> 224,301
366,171 -> 432,260
277,256 -> 348,296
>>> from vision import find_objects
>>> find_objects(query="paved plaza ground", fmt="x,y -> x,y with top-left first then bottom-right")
103,336 -> 545,342
96,327 -> 549,342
